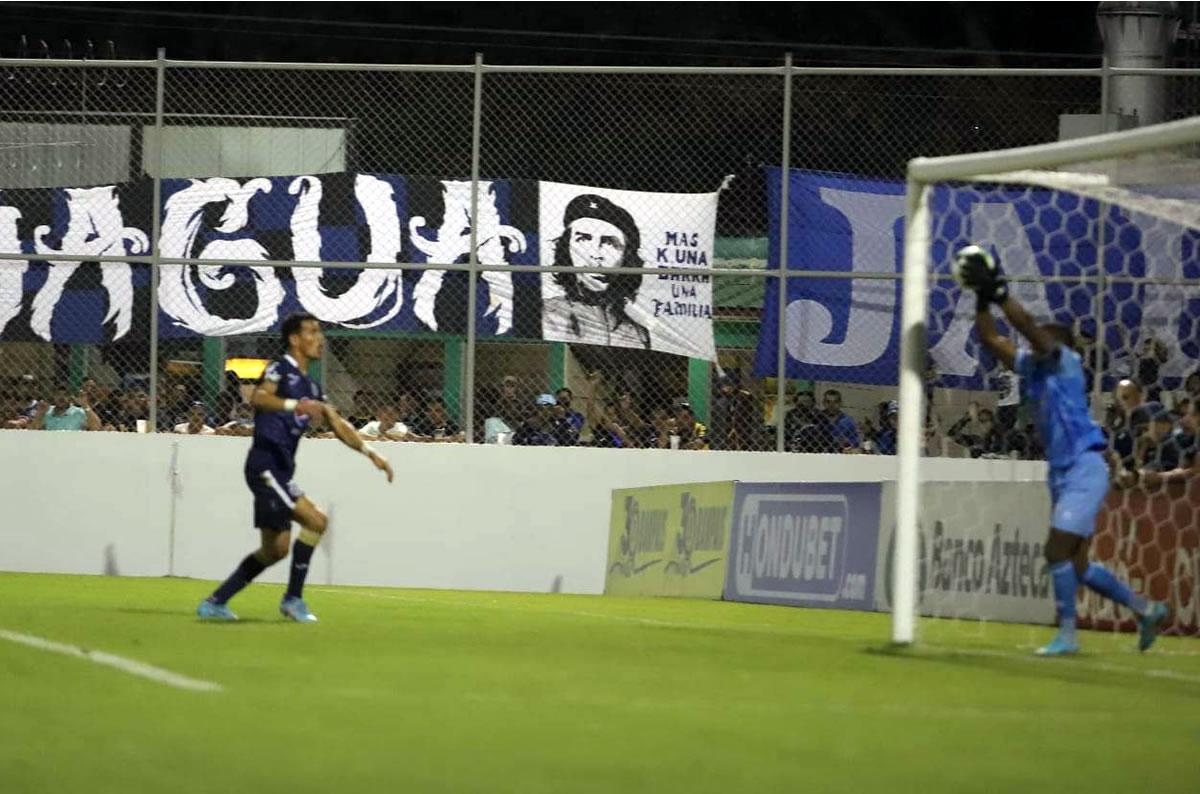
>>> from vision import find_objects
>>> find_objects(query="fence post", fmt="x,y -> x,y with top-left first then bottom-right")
775,53 -> 793,452
1094,55 -> 1111,413
148,48 -> 167,433
464,53 -> 484,443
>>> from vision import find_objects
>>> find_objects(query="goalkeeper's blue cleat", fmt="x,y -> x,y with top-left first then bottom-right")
1137,601 -> 1169,652
1035,633 -> 1079,657
197,598 -> 238,621
280,596 -> 318,623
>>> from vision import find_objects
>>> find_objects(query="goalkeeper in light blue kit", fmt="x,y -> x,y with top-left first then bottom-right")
956,245 -> 1169,656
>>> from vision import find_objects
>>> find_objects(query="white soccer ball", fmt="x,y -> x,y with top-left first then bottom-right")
952,244 -> 995,288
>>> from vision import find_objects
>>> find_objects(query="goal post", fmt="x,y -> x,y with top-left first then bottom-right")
893,115 -> 1200,645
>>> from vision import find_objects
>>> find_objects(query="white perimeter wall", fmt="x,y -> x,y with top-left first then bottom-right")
0,433 -> 1046,595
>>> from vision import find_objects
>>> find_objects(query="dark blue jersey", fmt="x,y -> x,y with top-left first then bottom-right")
248,354 -> 324,471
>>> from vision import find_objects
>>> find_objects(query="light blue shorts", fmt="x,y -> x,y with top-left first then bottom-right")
1048,450 -> 1109,537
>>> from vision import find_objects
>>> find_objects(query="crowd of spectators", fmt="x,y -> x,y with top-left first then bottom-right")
5,359 -> 1199,470
941,401 -> 1042,460
0,373 -> 469,445
476,367 -> 798,451
1106,376 -> 1199,490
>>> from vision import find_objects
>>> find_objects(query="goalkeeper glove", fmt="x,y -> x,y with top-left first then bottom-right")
955,245 -> 1009,305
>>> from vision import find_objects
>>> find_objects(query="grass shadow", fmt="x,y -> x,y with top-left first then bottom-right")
111,607 -> 279,625
861,643 -> 1200,699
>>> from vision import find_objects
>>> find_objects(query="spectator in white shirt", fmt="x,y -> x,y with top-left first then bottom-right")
215,402 -> 255,436
359,403 -> 411,441
174,402 -> 215,435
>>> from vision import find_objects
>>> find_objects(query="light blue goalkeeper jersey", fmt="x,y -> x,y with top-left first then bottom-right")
1015,345 -> 1107,469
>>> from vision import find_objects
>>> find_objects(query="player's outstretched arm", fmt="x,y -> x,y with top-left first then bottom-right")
974,302 -> 1017,370
250,378 -> 322,418
956,244 -> 1055,365
1140,455 -> 1198,487
323,403 -> 394,483
996,295 -> 1059,358
957,245 -> 1016,370
950,245 -> 1056,359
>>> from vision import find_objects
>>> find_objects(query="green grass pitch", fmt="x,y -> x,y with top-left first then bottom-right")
1,573 -> 1197,794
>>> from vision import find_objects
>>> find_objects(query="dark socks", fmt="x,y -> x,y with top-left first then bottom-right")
286,539 -> 316,600
210,553 -> 269,604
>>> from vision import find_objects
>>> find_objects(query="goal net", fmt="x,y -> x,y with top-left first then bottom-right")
893,117 -> 1200,648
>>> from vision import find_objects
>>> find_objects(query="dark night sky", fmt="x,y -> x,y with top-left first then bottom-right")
0,2 -> 1106,66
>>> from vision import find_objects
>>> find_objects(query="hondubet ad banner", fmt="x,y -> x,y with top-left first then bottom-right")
723,482 -> 881,610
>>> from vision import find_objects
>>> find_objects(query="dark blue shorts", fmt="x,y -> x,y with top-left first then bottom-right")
244,462 -> 304,531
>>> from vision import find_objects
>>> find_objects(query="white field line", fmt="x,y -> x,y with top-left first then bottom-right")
316,588 -> 1200,686
1016,641 -> 1200,658
310,588 -> 855,639
0,628 -> 223,692
926,645 -> 1200,686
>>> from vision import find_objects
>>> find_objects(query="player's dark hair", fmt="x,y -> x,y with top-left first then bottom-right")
280,313 -> 318,350
824,389 -> 842,401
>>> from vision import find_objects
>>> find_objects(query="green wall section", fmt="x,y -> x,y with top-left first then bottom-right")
443,337 -> 464,419
67,345 -> 88,391
201,337 -> 225,408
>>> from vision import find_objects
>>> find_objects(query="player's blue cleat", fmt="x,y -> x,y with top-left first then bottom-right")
197,598 -> 238,621
280,596 -> 318,623
1035,633 -> 1079,657
1137,601 -> 1169,652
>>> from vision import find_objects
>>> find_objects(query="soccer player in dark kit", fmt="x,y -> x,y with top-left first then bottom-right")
198,313 -> 393,623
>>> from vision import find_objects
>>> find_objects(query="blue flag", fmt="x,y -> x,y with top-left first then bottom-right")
754,167 -> 1200,390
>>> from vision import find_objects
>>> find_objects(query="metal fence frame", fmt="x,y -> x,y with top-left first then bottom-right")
3,53 -> 1199,449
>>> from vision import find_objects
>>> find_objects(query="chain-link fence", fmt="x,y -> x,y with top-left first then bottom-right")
2,55 -> 1198,455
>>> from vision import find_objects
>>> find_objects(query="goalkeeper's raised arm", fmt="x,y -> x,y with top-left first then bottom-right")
957,245 -> 1062,370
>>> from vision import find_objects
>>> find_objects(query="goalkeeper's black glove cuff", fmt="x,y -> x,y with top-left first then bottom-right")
990,279 -> 1010,305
